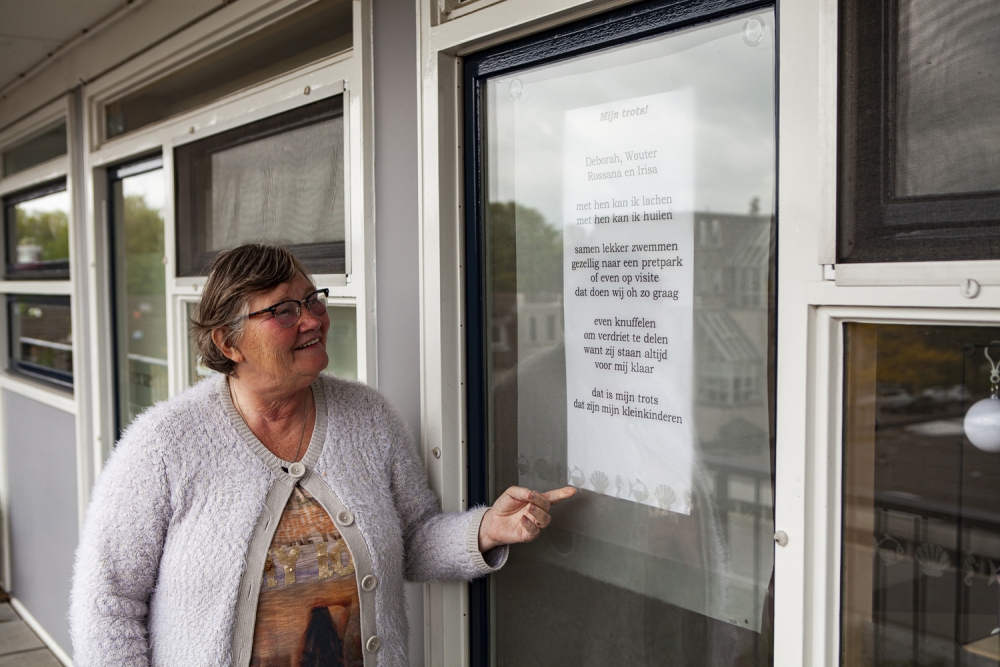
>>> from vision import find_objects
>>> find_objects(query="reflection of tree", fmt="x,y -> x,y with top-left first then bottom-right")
123,194 -> 165,296
16,208 -> 68,260
489,202 -> 561,295
876,326 -> 963,391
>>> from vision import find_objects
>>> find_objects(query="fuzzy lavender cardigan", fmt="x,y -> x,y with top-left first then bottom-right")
69,374 -> 506,666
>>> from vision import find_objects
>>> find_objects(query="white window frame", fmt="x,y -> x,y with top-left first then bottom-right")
796,306 -> 1000,667
81,0 -> 376,474
780,0 -> 1000,662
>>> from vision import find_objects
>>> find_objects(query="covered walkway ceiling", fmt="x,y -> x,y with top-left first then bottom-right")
0,0 -> 135,93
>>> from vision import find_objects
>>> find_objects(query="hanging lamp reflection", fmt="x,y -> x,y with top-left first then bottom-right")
965,342 -> 1000,452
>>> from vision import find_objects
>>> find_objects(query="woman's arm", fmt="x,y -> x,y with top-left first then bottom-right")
69,429 -> 171,666
383,400 -> 574,581
385,409 -> 500,582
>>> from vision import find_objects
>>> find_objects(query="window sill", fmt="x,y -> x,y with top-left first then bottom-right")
0,372 -> 75,414
834,260 -> 1000,287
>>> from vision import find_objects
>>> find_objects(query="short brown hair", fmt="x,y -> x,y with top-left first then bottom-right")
190,244 -> 310,376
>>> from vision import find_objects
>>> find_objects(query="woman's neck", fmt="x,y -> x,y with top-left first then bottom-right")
228,378 -> 315,462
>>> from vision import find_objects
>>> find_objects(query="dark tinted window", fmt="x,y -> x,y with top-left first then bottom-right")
2,123 -> 67,177
104,0 -> 352,139
8,294 -> 73,387
838,0 -> 1000,262
174,95 -> 346,276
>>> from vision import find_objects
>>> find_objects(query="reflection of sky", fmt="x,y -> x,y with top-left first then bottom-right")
487,10 -> 775,224
123,169 -> 165,210
18,190 -> 69,215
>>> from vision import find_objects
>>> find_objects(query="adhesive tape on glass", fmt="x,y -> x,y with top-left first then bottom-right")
288,462 -> 306,479
336,509 -> 354,526
361,574 -> 377,591
366,636 -> 381,652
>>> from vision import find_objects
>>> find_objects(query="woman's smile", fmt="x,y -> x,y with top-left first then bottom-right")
294,337 -> 323,350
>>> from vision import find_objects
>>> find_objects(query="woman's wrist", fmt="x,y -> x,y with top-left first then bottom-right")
478,508 -> 498,553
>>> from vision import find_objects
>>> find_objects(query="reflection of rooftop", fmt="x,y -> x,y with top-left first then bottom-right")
729,224 -> 771,268
696,311 -> 761,362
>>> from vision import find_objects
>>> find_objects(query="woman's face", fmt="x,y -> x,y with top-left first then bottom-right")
231,272 -> 330,396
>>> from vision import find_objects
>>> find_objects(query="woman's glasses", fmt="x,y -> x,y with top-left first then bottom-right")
247,289 -> 329,328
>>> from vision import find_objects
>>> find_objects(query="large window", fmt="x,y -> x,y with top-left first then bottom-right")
838,0 -> 1000,263
103,0 -> 352,140
109,157 -> 167,433
842,325 -> 1000,665
174,95 -> 346,277
465,2 -> 776,664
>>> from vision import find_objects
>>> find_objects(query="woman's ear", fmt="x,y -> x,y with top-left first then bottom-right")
212,328 -> 244,364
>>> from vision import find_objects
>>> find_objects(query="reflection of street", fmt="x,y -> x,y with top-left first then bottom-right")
844,326 -> 1000,666
12,298 -> 73,380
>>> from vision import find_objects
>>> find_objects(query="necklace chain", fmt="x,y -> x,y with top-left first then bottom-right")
230,381 -> 309,463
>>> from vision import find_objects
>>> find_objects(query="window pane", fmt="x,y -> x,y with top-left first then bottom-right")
104,0 -> 352,139
8,295 -> 72,386
838,0 -> 1000,262
895,0 -> 1000,197
175,96 -> 345,276
477,9 -> 775,665
2,123 -> 67,177
325,305 -> 356,380
4,184 -> 70,279
842,325 -> 1000,666
111,161 -> 167,431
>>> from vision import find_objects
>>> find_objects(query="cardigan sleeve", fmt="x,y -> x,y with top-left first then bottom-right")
383,402 -> 509,582
69,424 -> 172,667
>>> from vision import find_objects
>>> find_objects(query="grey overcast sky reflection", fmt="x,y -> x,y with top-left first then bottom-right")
487,12 -> 776,226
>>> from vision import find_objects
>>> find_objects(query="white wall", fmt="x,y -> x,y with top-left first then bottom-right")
4,391 -> 77,655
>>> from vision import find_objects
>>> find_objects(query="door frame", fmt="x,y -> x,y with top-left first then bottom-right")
460,2 -> 777,664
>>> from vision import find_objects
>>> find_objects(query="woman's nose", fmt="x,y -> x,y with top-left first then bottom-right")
298,305 -> 325,330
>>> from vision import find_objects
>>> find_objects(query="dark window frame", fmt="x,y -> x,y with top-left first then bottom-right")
837,0 -> 1000,263
462,0 -> 776,663
174,94 -> 346,277
2,179 -> 70,280
7,293 -> 73,388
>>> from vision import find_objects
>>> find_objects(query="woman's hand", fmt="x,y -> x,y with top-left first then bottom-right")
478,486 -> 577,552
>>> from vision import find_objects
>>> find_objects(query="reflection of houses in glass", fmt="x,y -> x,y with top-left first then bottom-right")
517,293 -> 563,360
694,212 -> 771,408
726,224 -> 770,309
696,311 -> 762,407
695,212 -> 771,311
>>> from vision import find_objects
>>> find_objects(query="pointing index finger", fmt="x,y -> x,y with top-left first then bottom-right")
541,486 -> 577,505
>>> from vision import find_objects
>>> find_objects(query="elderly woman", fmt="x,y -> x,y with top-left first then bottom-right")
70,244 -> 574,666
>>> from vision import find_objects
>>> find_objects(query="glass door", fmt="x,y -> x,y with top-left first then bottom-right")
108,156 -> 168,434
464,2 -> 777,665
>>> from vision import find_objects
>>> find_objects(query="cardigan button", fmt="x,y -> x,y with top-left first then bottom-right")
361,574 -> 378,591
366,636 -> 381,652
288,462 -> 306,478
336,510 -> 354,526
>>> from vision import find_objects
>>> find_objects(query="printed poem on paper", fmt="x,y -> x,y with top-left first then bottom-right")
563,90 -> 694,513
